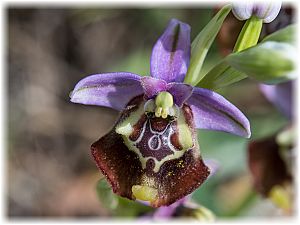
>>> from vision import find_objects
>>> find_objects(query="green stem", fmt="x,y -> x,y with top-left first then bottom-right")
196,16 -> 263,90
183,4 -> 231,86
233,16 -> 263,53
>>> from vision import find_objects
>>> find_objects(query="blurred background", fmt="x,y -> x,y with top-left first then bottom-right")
7,5 -> 295,219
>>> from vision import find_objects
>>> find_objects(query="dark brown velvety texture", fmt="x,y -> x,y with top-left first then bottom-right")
91,95 -> 210,207
248,136 -> 292,196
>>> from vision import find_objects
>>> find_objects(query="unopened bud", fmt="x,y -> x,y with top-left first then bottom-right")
227,41 -> 297,84
232,1 -> 282,23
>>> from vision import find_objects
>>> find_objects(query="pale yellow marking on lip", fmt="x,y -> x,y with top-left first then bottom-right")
132,185 -> 158,202
122,107 -> 194,173
115,102 -> 145,137
117,100 -> 195,173
115,123 -> 133,136
177,110 -> 193,150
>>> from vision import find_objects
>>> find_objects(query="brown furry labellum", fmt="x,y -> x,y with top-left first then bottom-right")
91,95 -> 210,207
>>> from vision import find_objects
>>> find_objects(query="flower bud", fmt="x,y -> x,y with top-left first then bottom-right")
178,202 -> 216,221
191,205 -> 215,221
262,24 -> 296,45
232,2 -> 254,21
227,41 -> 297,84
232,1 -> 282,23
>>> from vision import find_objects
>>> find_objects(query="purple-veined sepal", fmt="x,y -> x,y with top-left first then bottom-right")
150,19 -> 191,83
70,72 -> 143,111
187,87 -> 251,138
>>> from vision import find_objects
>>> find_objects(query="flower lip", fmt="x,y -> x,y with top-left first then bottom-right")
91,95 -> 210,207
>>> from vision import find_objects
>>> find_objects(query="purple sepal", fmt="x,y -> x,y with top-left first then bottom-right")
70,72 -> 143,111
260,81 -> 293,119
187,87 -> 251,138
150,18 -> 191,83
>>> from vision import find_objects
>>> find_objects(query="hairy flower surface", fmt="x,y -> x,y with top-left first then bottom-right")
70,19 -> 251,207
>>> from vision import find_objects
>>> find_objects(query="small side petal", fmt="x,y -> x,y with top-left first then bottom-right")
187,87 -> 251,138
141,77 -> 167,99
70,72 -> 143,111
167,82 -> 193,107
150,18 -> 191,83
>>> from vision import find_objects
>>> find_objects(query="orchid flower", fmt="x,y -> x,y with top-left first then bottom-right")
70,18 -> 251,207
